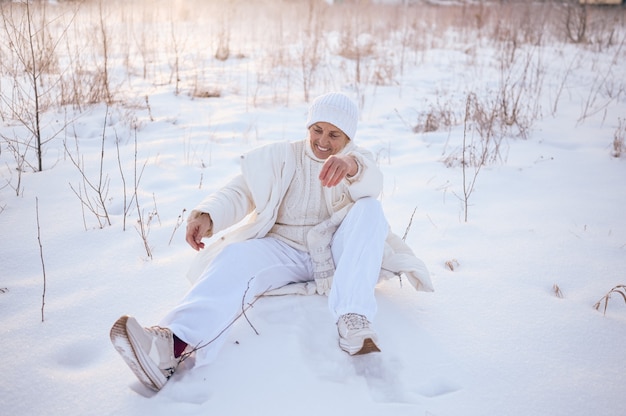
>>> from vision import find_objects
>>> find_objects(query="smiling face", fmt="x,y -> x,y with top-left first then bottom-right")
308,122 -> 350,159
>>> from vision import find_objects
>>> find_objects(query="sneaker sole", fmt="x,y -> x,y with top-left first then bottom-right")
340,337 -> 382,355
354,338 -> 381,355
110,315 -> 163,392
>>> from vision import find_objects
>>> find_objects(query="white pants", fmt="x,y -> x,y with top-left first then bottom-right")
161,197 -> 388,364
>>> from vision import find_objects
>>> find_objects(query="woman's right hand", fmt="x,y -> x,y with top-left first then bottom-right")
185,213 -> 213,251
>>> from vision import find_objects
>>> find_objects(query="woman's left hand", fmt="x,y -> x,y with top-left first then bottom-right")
319,155 -> 358,187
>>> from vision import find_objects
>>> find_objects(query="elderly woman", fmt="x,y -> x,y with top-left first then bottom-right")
110,92 -> 432,392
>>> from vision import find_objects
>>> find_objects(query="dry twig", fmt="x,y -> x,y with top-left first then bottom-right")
178,279 -> 270,364
168,208 -> 187,246
36,197 -> 47,322
402,206 -> 417,241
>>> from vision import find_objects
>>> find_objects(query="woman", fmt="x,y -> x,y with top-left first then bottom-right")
110,92 -> 433,392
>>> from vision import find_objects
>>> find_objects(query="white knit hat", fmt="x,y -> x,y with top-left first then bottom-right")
306,92 -> 359,141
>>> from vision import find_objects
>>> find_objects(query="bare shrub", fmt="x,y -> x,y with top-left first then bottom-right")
190,87 -> 221,100
563,3 -> 588,44
578,39 -> 625,123
114,119 -> 156,258
1,1 -> 50,172
65,110 -> 112,229
445,92 -> 500,169
442,36 -> 545,191
129,126 -> 153,259
369,52 -> 397,86
442,85 -> 529,221
460,93 -> 487,223
498,42 -> 545,140
214,23 -> 230,62
1,137 -> 27,196
413,100 -> 456,134
168,19 -> 186,96
0,0 -> 78,172
560,2 -> 622,49
298,0 -> 324,102
334,7 -> 377,89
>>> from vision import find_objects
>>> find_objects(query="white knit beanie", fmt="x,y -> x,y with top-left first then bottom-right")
306,92 -> 359,141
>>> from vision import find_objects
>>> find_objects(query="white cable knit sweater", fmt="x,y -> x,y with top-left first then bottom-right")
185,138 -> 433,295
266,139 -> 329,251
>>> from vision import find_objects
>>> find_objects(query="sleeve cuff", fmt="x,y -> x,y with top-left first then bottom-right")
345,152 -> 364,184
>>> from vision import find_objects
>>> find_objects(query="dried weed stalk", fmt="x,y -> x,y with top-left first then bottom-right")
445,259 -> 460,271
131,127 -> 152,259
553,284 -> 564,298
402,206 -> 417,242
35,197 -> 47,322
594,285 -> 626,315
611,118 -> 626,158
168,208 -> 187,246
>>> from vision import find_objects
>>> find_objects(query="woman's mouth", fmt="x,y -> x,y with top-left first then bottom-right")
316,144 -> 330,152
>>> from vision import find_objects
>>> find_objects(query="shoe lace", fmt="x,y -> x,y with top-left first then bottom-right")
146,326 -> 199,377
144,326 -> 172,339
146,326 -> 180,378
341,313 -> 369,330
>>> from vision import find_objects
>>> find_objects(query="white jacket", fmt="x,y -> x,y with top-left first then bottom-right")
186,140 -> 433,295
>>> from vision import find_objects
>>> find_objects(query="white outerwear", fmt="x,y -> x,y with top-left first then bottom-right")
186,139 -> 433,294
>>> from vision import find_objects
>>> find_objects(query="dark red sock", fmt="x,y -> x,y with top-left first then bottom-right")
173,334 -> 188,358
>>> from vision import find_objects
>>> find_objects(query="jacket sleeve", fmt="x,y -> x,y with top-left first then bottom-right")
189,174 -> 255,236
344,147 -> 383,200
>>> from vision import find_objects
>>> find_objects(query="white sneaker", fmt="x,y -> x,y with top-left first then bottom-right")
110,315 -> 179,391
337,313 -> 381,355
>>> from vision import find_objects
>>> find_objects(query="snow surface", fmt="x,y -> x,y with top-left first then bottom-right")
1,3 -> 626,416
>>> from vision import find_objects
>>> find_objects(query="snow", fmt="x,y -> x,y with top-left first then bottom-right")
1,1 -> 626,415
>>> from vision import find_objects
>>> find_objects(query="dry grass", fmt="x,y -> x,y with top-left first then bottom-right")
413,100 -> 457,134
445,259 -> 460,272
611,117 -> 626,157
553,284 -> 564,298
0,0 -> 624,231
0,0 -> 622,115
594,285 -> 626,315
